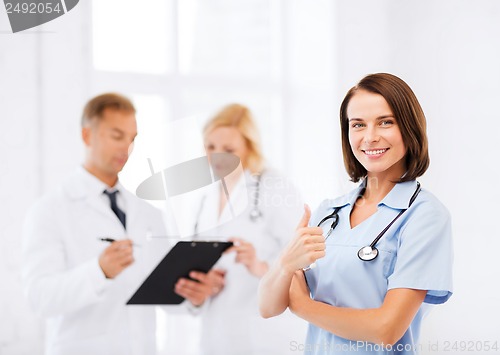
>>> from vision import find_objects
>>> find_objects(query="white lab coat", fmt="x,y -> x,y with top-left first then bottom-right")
194,169 -> 308,355
22,167 -> 169,355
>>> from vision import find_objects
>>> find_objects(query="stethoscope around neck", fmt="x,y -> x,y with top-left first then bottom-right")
193,172 -> 263,236
315,181 -> 421,263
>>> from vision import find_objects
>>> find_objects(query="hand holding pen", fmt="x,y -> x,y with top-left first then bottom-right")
97,238 -> 135,279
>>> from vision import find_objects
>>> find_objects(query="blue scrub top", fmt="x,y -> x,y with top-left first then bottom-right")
304,180 -> 453,354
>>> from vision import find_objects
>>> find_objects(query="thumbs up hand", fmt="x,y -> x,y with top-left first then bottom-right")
278,204 -> 326,273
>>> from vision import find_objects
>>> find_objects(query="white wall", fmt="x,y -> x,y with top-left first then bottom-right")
0,3 -> 91,354
0,15 -> 42,355
1,1 -> 499,354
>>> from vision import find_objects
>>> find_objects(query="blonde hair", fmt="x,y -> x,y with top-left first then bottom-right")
203,103 -> 264,174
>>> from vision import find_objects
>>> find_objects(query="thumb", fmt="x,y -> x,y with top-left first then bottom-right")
296,204 -> 311,229
228,237 -> 243,247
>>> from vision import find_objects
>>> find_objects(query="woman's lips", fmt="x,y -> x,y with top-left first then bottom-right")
362,148 -> 388,158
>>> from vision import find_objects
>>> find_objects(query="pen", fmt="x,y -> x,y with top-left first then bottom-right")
97,237 -> 141,247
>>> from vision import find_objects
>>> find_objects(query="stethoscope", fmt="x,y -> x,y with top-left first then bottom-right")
248,173 -> 262,222
193,172 -> 263,236
316,181 -> 421,262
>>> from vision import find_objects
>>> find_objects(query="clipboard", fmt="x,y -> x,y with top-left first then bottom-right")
127,241 -> 233,305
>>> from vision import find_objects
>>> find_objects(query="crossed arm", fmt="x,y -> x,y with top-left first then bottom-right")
258,205 -> 427,346
289,271 -> 426,345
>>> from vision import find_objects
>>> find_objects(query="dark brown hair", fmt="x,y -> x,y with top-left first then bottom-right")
81,93 -> 136,127
340,73 -> 429,182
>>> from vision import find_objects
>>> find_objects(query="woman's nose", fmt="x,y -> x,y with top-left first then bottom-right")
364,126 -> 380,144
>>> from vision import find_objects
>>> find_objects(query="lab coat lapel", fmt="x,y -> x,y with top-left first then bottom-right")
196,170 -> 248,235
121,188 -> 138,229
194,184 -> 220,236
86,194 -> 117,223
63,168 -> 119,224
219,172 -> 248,223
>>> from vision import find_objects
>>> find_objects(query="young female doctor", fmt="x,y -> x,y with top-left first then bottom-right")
259,73 -> 453,354
175,103 -> 307,355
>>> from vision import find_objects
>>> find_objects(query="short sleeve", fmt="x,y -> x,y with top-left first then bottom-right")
387,197 -> 453,304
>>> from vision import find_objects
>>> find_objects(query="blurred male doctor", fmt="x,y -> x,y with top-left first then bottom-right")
22,93 -> 168,355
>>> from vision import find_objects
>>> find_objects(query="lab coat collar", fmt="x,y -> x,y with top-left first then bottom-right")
347,179 -> 367,208
378,179 -> 419,210
65,166 -> 123,200
324,179 -> 419,210
341,178 -> 418,210
62,167 -> 135,229
316,179 -> 361,212
325,180 -> 366,210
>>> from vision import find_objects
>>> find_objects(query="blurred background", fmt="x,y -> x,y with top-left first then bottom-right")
1,0 -> 499,354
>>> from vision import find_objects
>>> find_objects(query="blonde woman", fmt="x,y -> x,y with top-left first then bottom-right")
175,104 -> 307,354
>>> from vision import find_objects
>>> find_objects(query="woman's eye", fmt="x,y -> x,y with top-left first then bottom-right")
351,123 -> 364,129
380,120 -> 394,126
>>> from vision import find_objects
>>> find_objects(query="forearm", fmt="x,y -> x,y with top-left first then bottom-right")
292,298 -> 389,344
250,260 -> 269,278
258,262 -> 295,318
291,288 -> 426,346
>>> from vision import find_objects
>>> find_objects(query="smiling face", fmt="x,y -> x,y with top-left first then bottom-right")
347,89 -> 407,181
82,108 -> 137,186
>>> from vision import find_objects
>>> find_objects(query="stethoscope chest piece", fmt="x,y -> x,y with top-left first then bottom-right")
313,181 -> 421,263
249,208 -> 262,222
357,246 -> 379,261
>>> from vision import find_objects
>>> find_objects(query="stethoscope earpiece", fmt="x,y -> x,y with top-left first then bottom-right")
249,208 -> 262,222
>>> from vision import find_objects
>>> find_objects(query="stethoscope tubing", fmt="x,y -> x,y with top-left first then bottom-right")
193,172 -> 263,236
368,182 -> 421,248
315,181 -> 421,262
